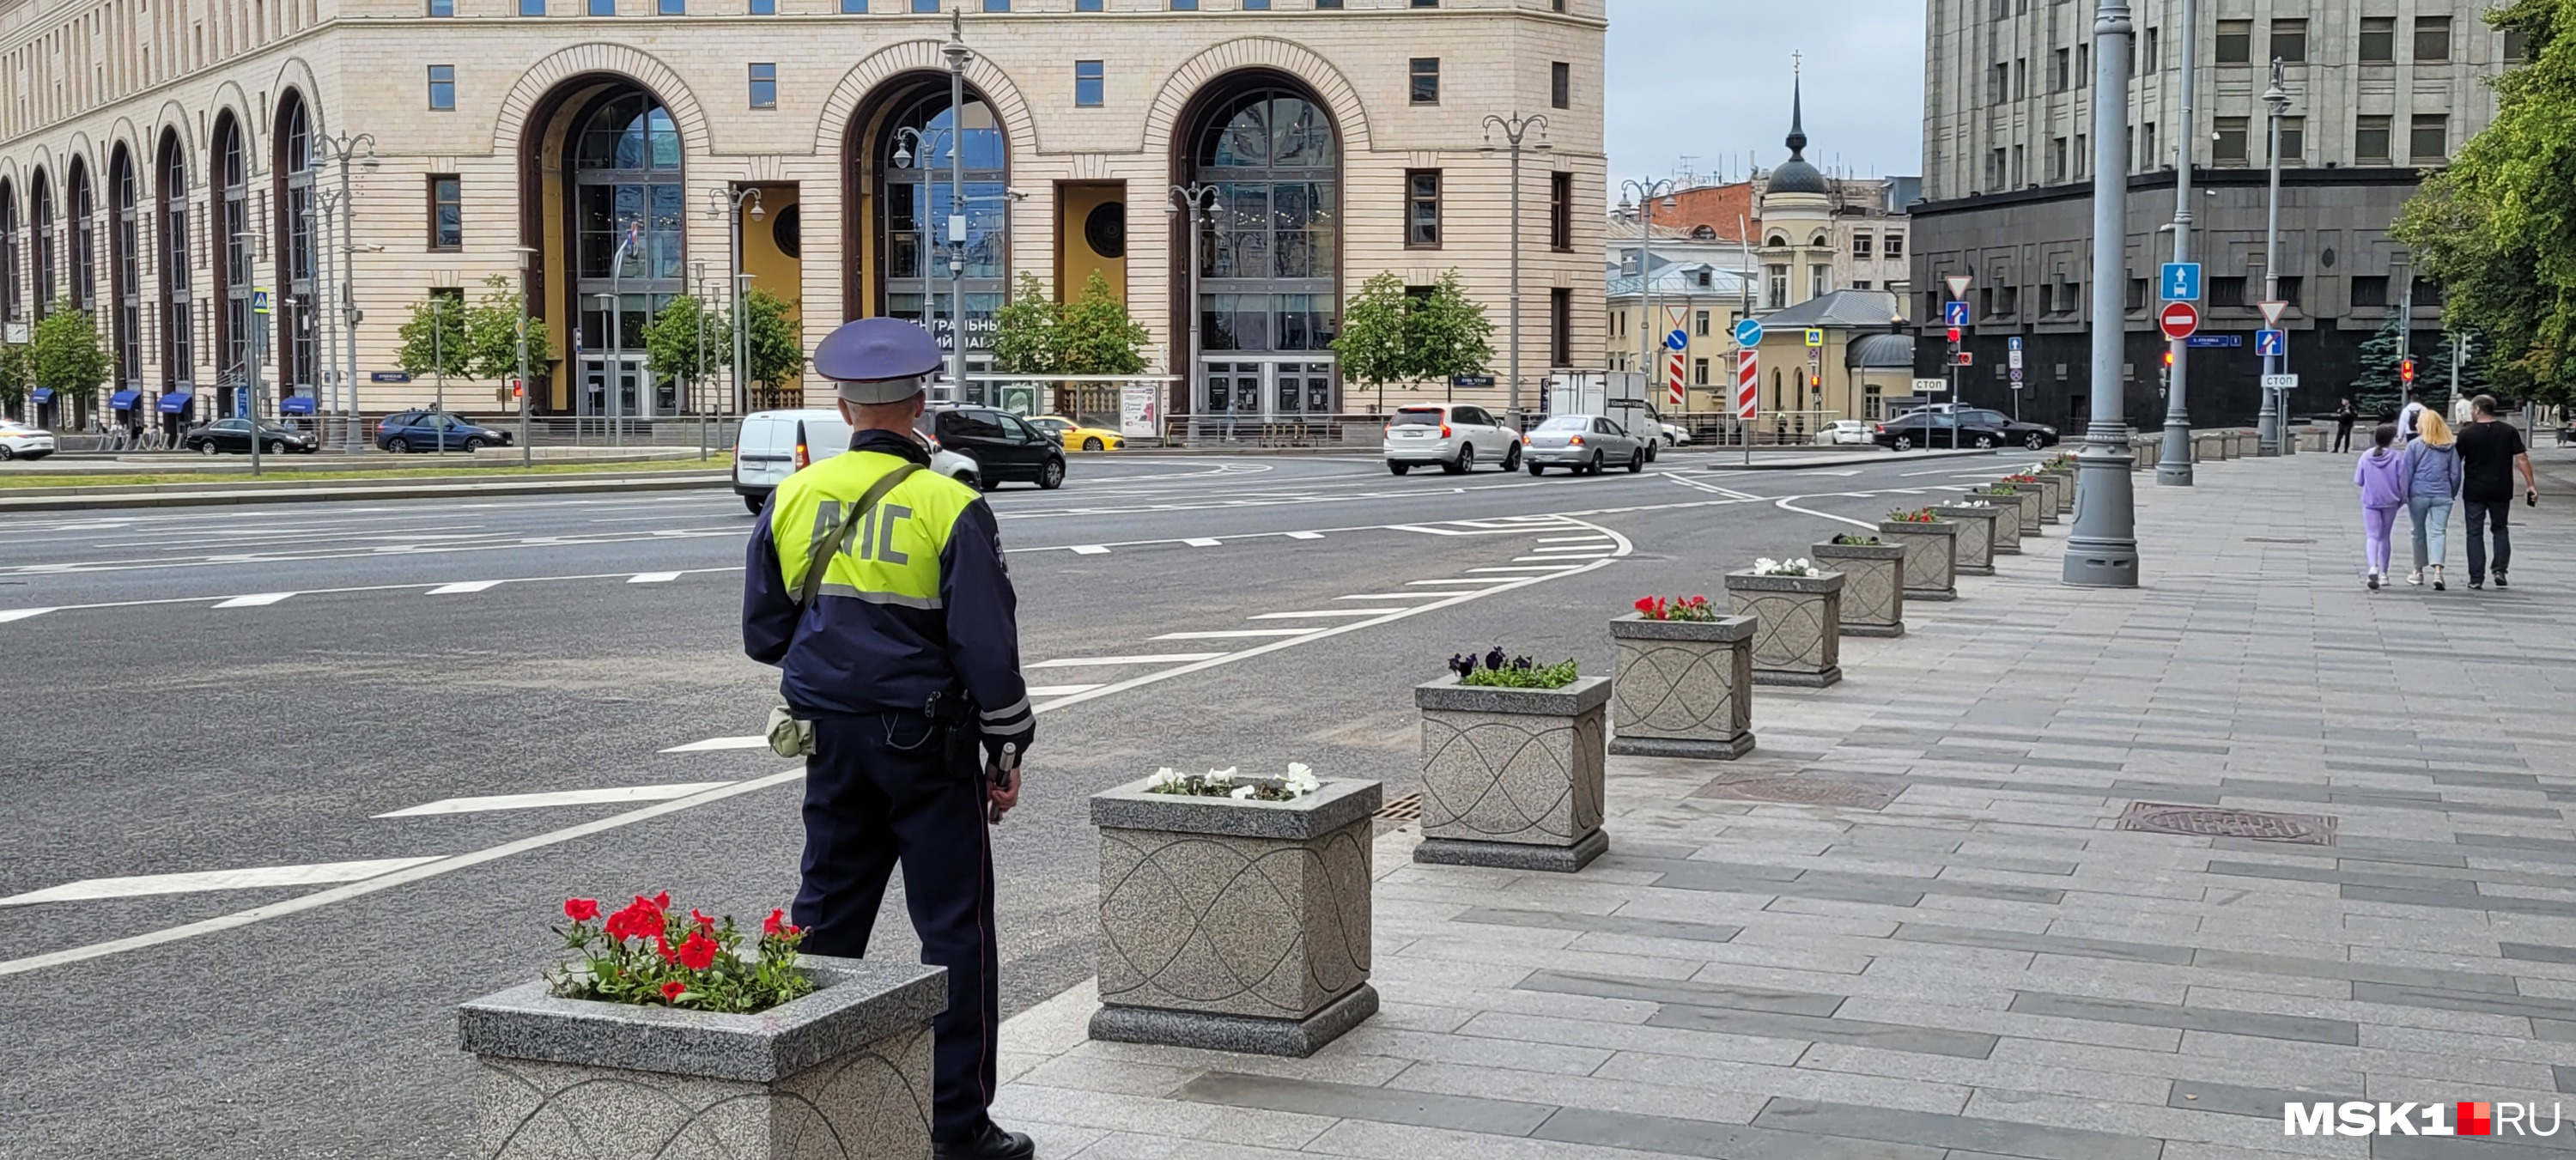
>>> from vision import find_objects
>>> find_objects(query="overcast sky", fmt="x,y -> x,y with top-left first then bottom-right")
1604,0 -> 1927,191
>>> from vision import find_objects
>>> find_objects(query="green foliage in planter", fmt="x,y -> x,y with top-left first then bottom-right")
1449,647 -> 1579,689
1885,507 -> 1940,523
1831,533 -> 1884,545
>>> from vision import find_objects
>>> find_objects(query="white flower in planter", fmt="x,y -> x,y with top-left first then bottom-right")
1230,785 -> 1259,799
1283,762 -> 1320,796
1208,767 -> 1238,785
1147,767 -> 1183,791
1752,557 -> 1817,577
1753,556 -> 1779,574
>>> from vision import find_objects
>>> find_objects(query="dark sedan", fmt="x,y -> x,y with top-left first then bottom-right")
186,418 -> 320,455
1873,407 -> 2058,451
376,409 -> 514,452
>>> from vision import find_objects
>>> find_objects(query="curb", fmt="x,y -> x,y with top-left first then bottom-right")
1707,448 -> 2002,471
0,472 -> 730,513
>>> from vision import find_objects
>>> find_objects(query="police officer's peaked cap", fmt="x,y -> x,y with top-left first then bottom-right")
816,318 -> 945,404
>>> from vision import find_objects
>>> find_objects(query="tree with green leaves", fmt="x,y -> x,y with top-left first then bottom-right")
1056,270 -> 1151,377
1334,271 -> 1413,411
640,294 -> 727,392
990,274 -> 1060,376
396,292 -> 471,382
462,274 -> 554,386
29,299 -> 107,408
2351,313 -> 2409,418
0,338 -> 26,412
1404,270 -> 1494,386
740,288 -> 806,407
2391,0 -> 2576,406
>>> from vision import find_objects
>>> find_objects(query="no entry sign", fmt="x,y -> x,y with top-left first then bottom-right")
2158,301 -> 2202,340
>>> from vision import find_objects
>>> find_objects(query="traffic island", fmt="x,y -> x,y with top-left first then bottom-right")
1930,503 -> 2004,575
1607,612 -> 1757,759
456,956 -> 944,1160
1724,569 -> 1844,688
1814,537 -> 1905,636
1878,513 -> 1959,602
1414,675 -> 1610,872
1088,775 -> 1379,1058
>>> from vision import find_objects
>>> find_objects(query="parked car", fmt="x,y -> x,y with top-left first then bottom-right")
732,408 -> 981,515
1382,404 -> 1521,475
375,408 -> 515,452
1813,419 -> 1874,446
1027,415 -> 1126,452
1659,422 -> 1692,447
0,419 -> 55,460
1522,414 -> 1648,476
186,417 -> 319,455
1872,408 -> 2059,451
921,405 -> 1067,491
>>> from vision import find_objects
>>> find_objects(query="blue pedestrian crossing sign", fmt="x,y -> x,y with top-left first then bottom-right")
1942,301 -> 1970,327
1666,329 -> 1689,352
2255,328 -> 2286,357
1733,318 -> 1764,347
252,287 -> 271,315
2161,263 -> 2202,302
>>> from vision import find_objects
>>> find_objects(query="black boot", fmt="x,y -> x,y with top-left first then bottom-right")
934,1121 -> 1036,1160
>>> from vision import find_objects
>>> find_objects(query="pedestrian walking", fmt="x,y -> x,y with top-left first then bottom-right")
2403,410 -> 2463,590
2333,398 -> 2359,452
2399,392 -> 2427,445
2354,422 -> 2409,591
742,317 -> 1038,1160
2456,393 -> 2541,590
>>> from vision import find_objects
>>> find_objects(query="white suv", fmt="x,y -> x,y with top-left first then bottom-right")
1382,404 -> 1520,475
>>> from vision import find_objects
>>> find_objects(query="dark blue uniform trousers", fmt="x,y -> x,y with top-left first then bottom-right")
795,713 -> 999,1145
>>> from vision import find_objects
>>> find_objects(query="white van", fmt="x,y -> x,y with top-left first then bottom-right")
732,409 -> 979,515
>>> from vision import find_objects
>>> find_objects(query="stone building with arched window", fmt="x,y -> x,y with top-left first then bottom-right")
0,0 -> 1606,432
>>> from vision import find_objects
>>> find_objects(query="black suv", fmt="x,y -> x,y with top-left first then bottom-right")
917,406 -> 1066,490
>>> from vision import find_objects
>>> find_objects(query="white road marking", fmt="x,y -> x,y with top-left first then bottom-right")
1026,653 -> 1227,669
1535,536 -> 1613,544
1470,565 -> 1584,574
629,572 -> 683,583
1513,555 -> 1609,563
1069,545 -> 1110,555
1249,610 -> 1394,620
1333,593 -> 1427,600
376,783 -> 738,817
1774,495 -> 1879,530
211,592 -> 295,608
1285,531 -> 1325,540
1151,629 -> 1321,640
427,580 -> 505,595
0,857 -> 447,907
0,608 -> 53,623
1024,683 -> 1103,697
1182,537 -> 1223,548
1405,578 -> 1511,587
660,735 -> 770,753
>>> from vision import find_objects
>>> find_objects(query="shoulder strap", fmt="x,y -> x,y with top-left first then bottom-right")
795,462 -> 925,607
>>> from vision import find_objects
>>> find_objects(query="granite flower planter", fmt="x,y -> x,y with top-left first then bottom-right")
1997,483 -> 2044,535
2032,473 -> 2064,521
1929,504 -> 2002,575
457,956 -> 945,1160
1813,540 -> 1905,637
1089,775 -> 1380,1057
1415,675 -> 1610,872
1877,519 -> 1959,601
1965,494 -> 2024,554
1723,570 -> 1844,688
1607,613 -> 1757,760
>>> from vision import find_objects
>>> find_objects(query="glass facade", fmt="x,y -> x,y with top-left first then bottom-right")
220,118 -> 253,407
1187,82 -> 1340,419
280,96 -> 317,396
879,90 -> 1005,363
31,173 -> 53,317
160,135 -> 192,394
574,90 -> 684,417
69,161 -> 93,316
112,149 -> 139,393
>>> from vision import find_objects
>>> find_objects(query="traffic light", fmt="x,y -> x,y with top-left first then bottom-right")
2400,357 -> 2416,385
2163,350 -> 2175,368
1946,326 -> 1962,344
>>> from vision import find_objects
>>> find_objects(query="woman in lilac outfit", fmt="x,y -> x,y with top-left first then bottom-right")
2353,422 -> 2410,591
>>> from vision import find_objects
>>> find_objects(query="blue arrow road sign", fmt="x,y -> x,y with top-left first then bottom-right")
1733,318 -> 1764,347
1942,301 -> 1970,327
2008,336 -> 2022,351
1666,330 -> 1689,352
2162,263 -> 2202,301
2255,329 -> 2285,357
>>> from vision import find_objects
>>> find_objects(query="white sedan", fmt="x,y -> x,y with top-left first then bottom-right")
0,419 -> 55,460
1813,419 -> 1874,446
1660,422 -> 1692,446
1522,414 -> 1649,475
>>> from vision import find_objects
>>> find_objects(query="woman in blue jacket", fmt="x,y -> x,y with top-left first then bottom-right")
2403,410 -> 2464,590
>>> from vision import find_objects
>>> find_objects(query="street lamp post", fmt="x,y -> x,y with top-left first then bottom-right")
313,186 -> 339,447
1620,178 -> 1678,422
694,260 -> 709,460
1167,183 -> 1220,435
234,230 -> 267,476
1481,112 -> 1550,431
2258,59 -> 2291,456
2154,0 -> 2199,486
311,130 -> 378,454
2069,0 -> 2142,586
514,245 -> 537,469
708,186 -> 764,416
888,10 -> 977,403
432,293 -> 448,455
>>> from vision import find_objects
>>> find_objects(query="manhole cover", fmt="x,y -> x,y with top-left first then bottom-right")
2244,537 -> 2317,544
1692,777 -> 1896,810
1375,792 -> 1423,825
2117,801 -> 2336,845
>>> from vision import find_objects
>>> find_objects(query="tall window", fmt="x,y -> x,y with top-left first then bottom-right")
2213,117 -> 2248,166
748,63 -> 777,109
2047,136 -> 2068,181
428,64 -> 456,109
1548,171 -> 1571,252
2415,16 -> 2451,62
1851,233 -> 1873,259
1551,61 -> 1570,110
878,87 -> 1005,367
428,175 -> 463,248
31,173 -> 53,317
2215,20 -> 2251,64
2410,114 -> 2448,163
2277,117 -> 2305,165
1549,288 -> 1571,367
575,89 -> 686,419
2052,47 -> 2069,91
1765,263 -> 1787,309
1191,82 -> 1340,362
217,117 -> 252,401
2269,19 -> 2306,64
69,161 -> 93,315
1404,168 -> 1440,247
1884,234 -> 1902,260
278,96 -> 316,396
1074,60 -> 1103,107
2360,16 -> 2396,63
159,134 -> 193,393
2356,115 -> 2392,163
0,181 -> 18,322
1409,58 -> 1439,104
112,149 -> 138,392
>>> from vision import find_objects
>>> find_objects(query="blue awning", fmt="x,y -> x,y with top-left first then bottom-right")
109,390 -> 140,410
157,392 -> 194,415
28,387 -> 52,403
278,394 -> 316,415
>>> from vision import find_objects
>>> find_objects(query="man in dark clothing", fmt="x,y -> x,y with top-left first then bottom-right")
2456,394 -> 2540,590
2333,398 -> 2359,452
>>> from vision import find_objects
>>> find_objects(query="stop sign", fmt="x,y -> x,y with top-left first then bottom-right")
2158,301 -> 2201,340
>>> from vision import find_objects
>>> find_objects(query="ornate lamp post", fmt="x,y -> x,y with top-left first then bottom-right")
708,185 -> 764,414
2155,0 -> 2199,486
1481,112 -> 1550,431
890,10 -> 977,402
1167,183 -> 1221,430
310,130 -> 376,453
2069,0 -> 2142,586
2257,59 -> 2292,456
1619,178 -> 1679,410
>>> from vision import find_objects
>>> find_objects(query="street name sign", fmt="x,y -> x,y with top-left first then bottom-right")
2161,263 -> 2202,301
2158,301 -> 2202,340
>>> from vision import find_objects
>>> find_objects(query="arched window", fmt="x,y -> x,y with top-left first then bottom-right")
0,179 -> 20,322
1765,234 -> 1787,248
1810,232 -> 1828,248
1690,224 -> 1716,240
159,131 -> 194,397
216,114 -> 252,404
1184,76 -> 1341,419
276,93 -> 314,396
30,171 -> 53,317
111,147 -> 139,393
573,88 -> 684,419
69,159 -> 94,316
875,84 -> 1005,386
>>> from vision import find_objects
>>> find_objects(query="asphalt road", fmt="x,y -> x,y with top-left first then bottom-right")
0,446 -> 2014,1157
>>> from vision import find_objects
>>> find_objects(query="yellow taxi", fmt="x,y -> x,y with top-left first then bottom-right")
1028,415 -> 1126,452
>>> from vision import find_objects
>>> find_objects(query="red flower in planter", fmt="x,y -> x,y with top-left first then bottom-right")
675,931 -> 720,971
689,908 -> 719,935
659,981 -> 687,1003
763,908 -> 788,936
563,897 -> 599,923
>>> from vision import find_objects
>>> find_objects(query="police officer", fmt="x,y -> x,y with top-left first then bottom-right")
744,317 -> 1036,1160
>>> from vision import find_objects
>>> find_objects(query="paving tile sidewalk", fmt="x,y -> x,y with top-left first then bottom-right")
994,448 -> 2576,1160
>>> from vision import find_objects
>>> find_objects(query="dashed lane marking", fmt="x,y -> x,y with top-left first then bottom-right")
427,580 -> 505,595
629,572 -> 683,584
1151,629 -> 1322,641
1285,531 -> 1325,540
1404,578 -> 1511,586
660,736 -> 769,753
375,783 -> 737,818
1333,593 -> 1425,600
1513,555 -> 1610,563
1025,683 -> 1103,697
1535,535 -> 1613,543
1024,653 -> 1228,669
1249,610 -> 1396,620
1069,545 -> 1111,556
1182,537 -> 1223,548
0,857 -> 447,907
210,592 -> 295,608
1470,566 -> 1586,574
0,608 -> 52,623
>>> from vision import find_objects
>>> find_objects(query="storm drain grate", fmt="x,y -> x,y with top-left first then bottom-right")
2117,801 -> 2337,845
1692,777 -> 1898,811
2244,537 -> 2318,544
1375,793 -> 1423,826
